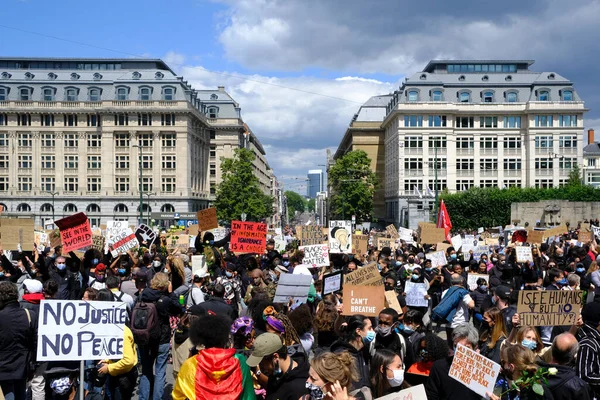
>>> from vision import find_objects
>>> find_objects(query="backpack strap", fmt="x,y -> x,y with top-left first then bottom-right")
24,308 -> 31,326
115,292 -> 124,302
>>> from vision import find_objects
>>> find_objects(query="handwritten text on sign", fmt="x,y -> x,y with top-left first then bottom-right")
448,344 -> 501,398
517,290 -> 583,326
54,212 -> 93,253
302,244 -> 329,267
230,221 -> 267,253
342,284 -> 385,317
37,300 -> 127,361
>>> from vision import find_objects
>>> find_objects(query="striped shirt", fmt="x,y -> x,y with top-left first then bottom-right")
576,324 -> 600,397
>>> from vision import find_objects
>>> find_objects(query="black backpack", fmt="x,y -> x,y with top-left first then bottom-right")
130,300 -> 160,346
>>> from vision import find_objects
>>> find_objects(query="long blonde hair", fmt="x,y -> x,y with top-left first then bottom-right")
481,307 -> 507,349
587,261 -> 598,275
501,344 -> 538,379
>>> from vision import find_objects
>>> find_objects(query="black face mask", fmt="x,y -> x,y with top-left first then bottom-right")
385,284 -> 395,292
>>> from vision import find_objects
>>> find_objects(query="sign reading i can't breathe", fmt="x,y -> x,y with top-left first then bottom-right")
37,300 -> 127,361
342,284 -> 385,317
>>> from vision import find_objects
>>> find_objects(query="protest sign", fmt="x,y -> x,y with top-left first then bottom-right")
515,246 -> 533,263
377,237 -> 398,251
386,224 -> 399,239
196,208 -> 218,231
299,225 -> 327,246
448,344 -> 501,398
37,300 -> 127,361
420,226 -> 446,244
581,222 -> 591,232
329,220 -> 352,254
352,234 -> 369,255
323,271 -> 343,295
374,384 -> 427,400
464,234 -> 475,243
302,244 -> 330,267
230,221 -> 267,254
426,251 -> 447,268
472,245 -> 490,260
398,227 -> 414,243
405,281 -> 428,307
210,227 -> 228,242
544,225 -> 567,238
484,238 -> 499,246
467,274 -> 489,291
384,291 -> 403,315
135,224 -> 156,248
437,242 -> 451,252
451,234 -> 463,251
342,284 -> 385,317
109,228 -> 139,257
273,274 -> 313,304
274,239 -> 287,253
0,218 -> 35,250
517,290 -> 583,326
418,222 -> 436,230
593,225 -> 600,239
54,213 -> 92,253
478,227 -> 485,234
187,224 -> 199,236
527,230 -> 544,244
191,255 -> 206,276
579,231 -> 592,243
106,220 -> 129,245
91,235 -> 105,252
344,263 -> 383,286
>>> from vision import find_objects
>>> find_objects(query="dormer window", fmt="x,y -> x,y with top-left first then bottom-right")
24,72 -> 34,80
407,90 -> 419,102
548,73 -> 555,80
538,90 -> 550,101
483,91 -> 494,103
42,88 -> 55,102
19,87 -> 32,101
505,75 -> 512,81
458,75 -> 465,81
562,90 -> 573,101
89,88 -> 101,102
482,75 -> 489,81
506,92 -> 518,103
93,73 -> 103,80
65,88 -> 78,102
459,92 -> 470,103
155,72 -> 164,80
420,74 -> 427,80
71,73 -> 80,80
0,87 -> 7,101
132,71 -> 141,80
1,72 -> 11,79
116,87 -> 129,101
207,107 -> 219,118
432,90 -> 443,101
162,87 -> 175,101
47,72 -> 57,80
139,87 -> 152,101
210,94 -> 218,100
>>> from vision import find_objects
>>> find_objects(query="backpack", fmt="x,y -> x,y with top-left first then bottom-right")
431,286 -> 468,323
130,301 -> 160,345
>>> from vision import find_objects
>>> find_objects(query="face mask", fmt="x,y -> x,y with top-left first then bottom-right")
403,326 -> 414,334
305,382 -> 325,400
491,258 -> 498,262
450,254 -> 457,260
384,284 -> 395,292
272,360 -> 282,377
95,275 -> 105,282
482,258 -> 488,263
521,339 -> 537,350
282,261 -> 290,267
558,278 -> 568,286
387,368 -> 405,387
30,269 -> 37,276
425,267 -> 432,273
377,264 -> 383,272
408,258 -> 415,264
225,271 -> 233,278
56,263 -> 67,271
577,267 -> 586,273
419,349 -> 428,359
491,296 -> 497,305
92,258 -> 99,265
0,272 -> 4,278
363,330 -> 375,343
375,325 -> 392,337
411,274 -> 419,281
395,261 -> 401,266
153,261 -> 162,268
479,285 -> 488,292
118,268 -> 127,276
163,268 -> 170,274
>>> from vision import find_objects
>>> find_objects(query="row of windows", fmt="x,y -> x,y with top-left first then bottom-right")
0,112 -> 178,127
0,176 -> 177,193
0,154 -> 177,170
0,86 -> 176,102
1,202 -> 177,215
403,135 -> 577,149
403,157 -> 577,170
403,114 -> 578,128
0,133 -> 177,148
406,89 -> 573,103
447,64 -> 517,73
404,179 -> 568,191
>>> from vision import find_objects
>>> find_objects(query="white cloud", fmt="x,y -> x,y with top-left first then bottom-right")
163,51 -> 186,71
335,76 -> 386,84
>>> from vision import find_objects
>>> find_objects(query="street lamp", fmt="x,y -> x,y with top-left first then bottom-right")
143,192 -> 156,226
132,145 -> 143,225
46,190 -> 59,223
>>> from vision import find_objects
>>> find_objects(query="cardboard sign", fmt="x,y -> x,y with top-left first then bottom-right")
484,238 -> 499,246
527,230 -> 545,244
420,226 -> 446,244
106,220 -> 129,246
135,224 -> 156,248
342,284 -> 385,317
109,228 -> 139,257
384,291 -> 403,315
375,384 -> 427,400
448,344 -> 501,398
515,246 -> 533,263
437,242 -> 451,252
352,234 -> 369,255
91,235 -> 105,252
517,290 -> 584,326
329,220 -> 353,254
302,244 -> 330,267
405,281 -> 428,307
386,224 -> 399,239
187,224 -> 199,236
273,274 -> 313,304
451,234 -> 463,251
426,251 -> 447,268
230,221 -> 267,254
544,225 -> 567,238
467,274 -> 489,291
196,208 -> 218,231
418,222 -> 436,230
299,225 -> 327,246
377,237 -> 398,251
37,300 -> 127,361
323,271 -> 343,295
581,222 -> 591,232
579,231 -> 592,243
0,218 -> 35,250
54,213 -> 92,253
191,255 -> 206,276
343,263 -> 383,286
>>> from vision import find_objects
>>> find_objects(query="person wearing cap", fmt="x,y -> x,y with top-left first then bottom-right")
577,301 -> 600,398
244,269 -> 268,304
246,332 -> 309,400
187,268 -> 209,308
493,285 -> 516,334
215,263 -> 242,313
88,263 -> 107,291
20,278 -> 44,314
189,283 -> 236,320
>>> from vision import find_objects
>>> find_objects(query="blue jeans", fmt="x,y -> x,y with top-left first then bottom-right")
138,342 -> 170,400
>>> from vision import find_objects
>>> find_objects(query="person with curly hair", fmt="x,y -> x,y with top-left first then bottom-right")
314,295 -> 340,354
302,351 -> 362,400
288,304 -> 315,353
262,306 -> 302,355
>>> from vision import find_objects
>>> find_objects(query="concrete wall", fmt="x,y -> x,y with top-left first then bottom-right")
510,200 -> 600,227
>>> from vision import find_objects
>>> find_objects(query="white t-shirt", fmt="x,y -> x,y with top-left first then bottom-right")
187,286 -> 205,307
442,288 -> 473,328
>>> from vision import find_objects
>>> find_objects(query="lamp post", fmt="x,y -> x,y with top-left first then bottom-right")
143,192 -> 156,226
46,190 -> 58,224
132,145 -> 143,225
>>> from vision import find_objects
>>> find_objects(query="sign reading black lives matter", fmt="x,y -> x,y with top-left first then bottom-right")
517,290 -> 584,326
37,300 -> 127,361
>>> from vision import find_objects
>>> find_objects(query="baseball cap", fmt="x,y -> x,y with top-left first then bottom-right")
494,285 -> 511,301
246,333 -> 284,367
135,270 -> 149,282
194,268 -> 210,279
23,279 -> 43,294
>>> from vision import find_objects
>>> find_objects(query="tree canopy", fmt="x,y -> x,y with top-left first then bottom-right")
285,190 -> 306,221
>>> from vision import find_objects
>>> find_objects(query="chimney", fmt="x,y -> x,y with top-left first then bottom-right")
217,86 -> 225,92
588,129 -> 595,145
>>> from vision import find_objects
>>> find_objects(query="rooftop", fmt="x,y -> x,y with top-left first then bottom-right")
0,57 -> 174,73
423,59 -> 535,73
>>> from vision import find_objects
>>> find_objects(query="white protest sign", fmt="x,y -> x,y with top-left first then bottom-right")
593,225 -> 600,239
451,234 -> 463,251
37,300 -> 127,361
106,220 -> 129,245
323,271 -> 343,295
516,246 -> 533,263
191,255 -> 206,276
374,384 -> 427,400
426,250 -> 447,268
448,344 -> 500,398
302,244 -> 330,267
405,281 -> 428,307
398,227 -> 414,242
329,220 -> 352,254
464,234 -> 475,244
109,228 -> 139,257
274,239 -> 287,253
472,245 -> 490,261
477,227 -> 484,234
467,274 -> 489,291
210,227 -> 228,242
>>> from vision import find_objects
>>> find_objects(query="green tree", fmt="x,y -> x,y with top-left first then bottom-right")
285,190 -> 306,221
307,198 -> 316,213
214,148 -> 274,223
329,150 -> 378,222
567,165 -> 583,186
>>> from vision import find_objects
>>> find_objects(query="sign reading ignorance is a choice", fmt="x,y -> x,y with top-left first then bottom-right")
230,221 -> 267,253
517,290 -> 584,326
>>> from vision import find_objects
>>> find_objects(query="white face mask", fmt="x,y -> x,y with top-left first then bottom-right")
387,368 -> 404,387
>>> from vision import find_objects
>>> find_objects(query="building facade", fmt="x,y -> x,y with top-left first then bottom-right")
582,129 -> 600,187
383,60 -> 586,227
307,169 -> 323,199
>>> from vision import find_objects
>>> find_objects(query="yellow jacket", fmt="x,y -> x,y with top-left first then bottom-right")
106,326 -> 137,376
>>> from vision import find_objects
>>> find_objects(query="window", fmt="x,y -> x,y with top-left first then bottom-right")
481,180 -> 498,188
456,180 -> 474,190
87,178 -> 101,192
162,87 -> 174,101
17,114 -> 31,126
456,137 -> 474,149
503,116 -> 521,128
404,136 -> 423,148
40,203 -> 54,212
210,183 -> 216,195
87,114 -> 100,126
161,204 -> 175,212
538,90 -> 549,101
16,202 -> 31,211
162,177 -> 176,192
115,114 -> 129,126
138,133 -> 153,147
503,137 -> 521,149
115,133 -> 130,147
116,87 -> 128,100
87,204 -> 101,213
43,88 -> 54,101
483,91 -> 494,102
407,91 -> 418,102
162,155 -> 176,169
455,117 -> 474,128
210,165 -> 216,176
404,158 -> 423,170
432,90 -> 443,101
428,179 -> 447,191
114,203 -> 128,213
89,88 -> 101,102
0,178 -> 7,191
142,177 -> 153,192
404,115 -> 423,127
208,107 -> 218,118
535,179 -> 553,188
0,87 -> 7,100
506,92 -> 518,102
428,116 -> 447,127
139,87 -> 151,101
138,113 -> 152,126
503,180 -> 521,188
562,90 -> 573,101
503,159 -> 522,170
0,133 -> 6,147
210,146 -> 216,157
480,137 -> 498,149
534,115 -> 553,127
87,155 -> 101,169
588,158 -> 596,168
428,158 -> 446,170
459,92 -> 470,103
19,87 -> 31,100
18,133 -> 32,147
535,158 -> 553,169
0,114 -> 6,126
115,177 -> 129,192
18,177 -> 32,191
41,177 -> 55,191
0,155 -> 7,169
428,136 -> 446,148
480,116 -> 498,128
162,133 -> 176,147
558,115 -> 577,127
404,180 -> 423,192
559,135 -> 577,148
41,114 -> 54,126
18,155 -> 32,169
480,159 -> 498,170
87,134 -> 101,147
115,155 -> 129,169
559,158 -> 577,169
65,88 -> 77,102
41,155 -> 55,169
64,133 -> 78,147
64,155 -> 78,169
142,154 -> 153,169
161,113 -> 175,126
456,159 -> 474,170
63,203 -> 77,212
209,130 -> 216,140
64,114 -> 78,127
535,136 -> 553,148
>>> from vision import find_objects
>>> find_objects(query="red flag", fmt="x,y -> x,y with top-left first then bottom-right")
437,200 -> 452,242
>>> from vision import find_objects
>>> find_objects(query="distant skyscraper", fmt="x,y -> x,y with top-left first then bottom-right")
307,170 -> 323,198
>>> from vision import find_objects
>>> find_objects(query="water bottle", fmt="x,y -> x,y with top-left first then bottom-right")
179,294 -> 185,310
